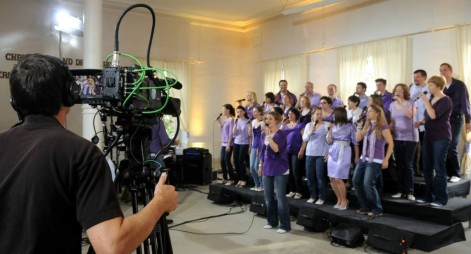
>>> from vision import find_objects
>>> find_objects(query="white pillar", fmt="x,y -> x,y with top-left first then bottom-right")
82,0 -> 103,148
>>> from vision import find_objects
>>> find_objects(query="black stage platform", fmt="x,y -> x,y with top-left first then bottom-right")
207,179 -> 471,252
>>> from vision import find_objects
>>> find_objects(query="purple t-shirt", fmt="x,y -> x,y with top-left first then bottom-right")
245,103 -> 260,120
221,118 -> 234,146
389,100 -> 418,142
251,119 -> 262,148
233,118 -> 250,145
259,131 -> 289,176
284,122 -> 305,154
424,96 -> 452,141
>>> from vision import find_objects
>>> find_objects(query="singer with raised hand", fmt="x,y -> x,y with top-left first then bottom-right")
258,111 -> 291,234
353,104 -> 393,217
217,104 -> 236,185
417,76 -> 452,207
243,91 -> 260,120
232,106 -> 251,188
0,54 -> 178,253
410,69 -> 430,177
389,83 -> 418,201
299,107 -> 329,204
326,107 -> 359,210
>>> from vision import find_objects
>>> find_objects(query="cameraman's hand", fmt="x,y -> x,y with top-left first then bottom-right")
153,173 -> 178,213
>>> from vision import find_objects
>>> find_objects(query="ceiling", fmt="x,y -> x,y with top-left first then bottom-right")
68,0 -> 379,31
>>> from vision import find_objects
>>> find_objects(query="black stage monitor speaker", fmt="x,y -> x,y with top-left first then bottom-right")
249,192 -> 266,216
367,223 -> 414,254
207,184 -> 235,204
182,148 -> 212,185
330,223 -> 365,248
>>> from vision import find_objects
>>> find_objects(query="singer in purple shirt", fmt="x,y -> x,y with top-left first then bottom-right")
418,76 -> 452,206
376,78 -> 393,121
232,106 -> 251,188
327,84 -> 344,109
389,84 -> 418,201
244,91 -> 260,120
283,108 -> 305,199
217,104 -> 236,184
258,111 -> 291,233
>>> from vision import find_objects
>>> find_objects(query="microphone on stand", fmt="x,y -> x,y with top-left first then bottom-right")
235,98 -> 246,103
415,91 -> 428,101
215,113 -> 222,121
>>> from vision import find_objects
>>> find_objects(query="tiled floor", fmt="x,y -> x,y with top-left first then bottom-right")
82,184 -> 471,254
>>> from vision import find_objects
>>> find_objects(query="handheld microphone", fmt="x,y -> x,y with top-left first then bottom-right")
236,98 -> 246,103
357,106 -> 368,123
264,121 -> 269,127
215,113 -> 222,121
283,116 -> 289,122
416,91 -> 428,100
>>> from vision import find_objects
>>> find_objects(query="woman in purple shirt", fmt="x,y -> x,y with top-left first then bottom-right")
353,104 -> 394,217
249,106 -> 264,191
389,84 -> 419,201
283,108 -> 305,199
258,111 -> 291,233
232,106 -> 251,188
216,104 -> 235,185
244,91 -> 260,120
418,76 -> 452,207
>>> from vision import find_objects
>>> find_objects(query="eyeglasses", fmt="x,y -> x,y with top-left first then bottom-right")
320,102 -> 327,104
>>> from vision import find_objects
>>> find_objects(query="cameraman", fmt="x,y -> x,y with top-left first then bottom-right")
0,54 -> 178,253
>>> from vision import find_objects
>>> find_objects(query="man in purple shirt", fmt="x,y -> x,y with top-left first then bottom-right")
297,82 -> 321,108
376,78 -> 393,120
327,84 -> 344,109
441,63 -> 471,183
275,80 -> 297,106
356,82 -> 369,109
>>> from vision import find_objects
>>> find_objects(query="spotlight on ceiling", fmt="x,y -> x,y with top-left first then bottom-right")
53,10 -> 83,37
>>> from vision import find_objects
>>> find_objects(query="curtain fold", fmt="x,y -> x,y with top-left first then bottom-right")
262,55 -> 307,97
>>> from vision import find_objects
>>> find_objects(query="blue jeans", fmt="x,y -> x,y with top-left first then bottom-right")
352,160 -> 383,212
447,116 -> 462,178
220,146 -> 234,180
233,144 -> 249,182
263,174 -> 291,231
394,140 -> 418,194
305,156 -> 327,200
422,138 -> 450,205
287,152 -> 302,193
249,148 -> 262,187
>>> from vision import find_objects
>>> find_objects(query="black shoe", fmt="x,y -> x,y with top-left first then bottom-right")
167,219 -> 174,224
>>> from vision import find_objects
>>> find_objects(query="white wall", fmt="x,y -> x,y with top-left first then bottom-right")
1,0 -> 471,162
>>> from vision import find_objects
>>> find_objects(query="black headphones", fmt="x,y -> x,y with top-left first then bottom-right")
57,63 -> 80,107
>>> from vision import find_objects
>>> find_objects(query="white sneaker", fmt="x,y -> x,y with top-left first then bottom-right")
263,225 -> 273,229
449,176 -> 461,183
286,192 -> 295,198
307,198 -> 315,203
225,180 -> 234,185
294,193 -> 302,199
391,193 -> 402,198
407,194 -> 415,201
431,202 -> 444,207
250,187 -> 258,191
315,199 -> 325,205
276,229 -> 287,234
256,187 -> 264,192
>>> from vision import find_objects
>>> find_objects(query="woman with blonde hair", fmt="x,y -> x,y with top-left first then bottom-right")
244,91 -> 259,119
353,104 -> 394,217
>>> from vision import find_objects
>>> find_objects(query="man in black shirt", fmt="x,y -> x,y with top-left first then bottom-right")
0,54 -> 178,253
441,63 -> 471,183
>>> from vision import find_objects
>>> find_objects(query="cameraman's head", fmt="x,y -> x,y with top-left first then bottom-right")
9,54 -> 77,121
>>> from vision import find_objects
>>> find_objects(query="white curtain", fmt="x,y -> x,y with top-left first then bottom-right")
456,24 -> 471,178
262,55 -> 307,96
338,37 -> 410,101
143,59 -> 191,133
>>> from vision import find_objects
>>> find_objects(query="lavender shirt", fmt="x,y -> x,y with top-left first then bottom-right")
389,100 -> 419,142
259,131 -> 289,176
150,121 -> 171,153
361,124 -> 389,163
302,122 -> 329,156
359,95 -> 369,108
233,118 -> 250,144
331,97 -> 344,109
300,92 -> 321,107
245,103 -> 260,120
221,118 -> 234,146
284,122 -> 305,154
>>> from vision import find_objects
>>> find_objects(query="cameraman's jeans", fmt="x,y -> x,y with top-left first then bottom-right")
220,146 -> 234,180
447,116 -> 462,178
249,148 -> 262,188
305,156 -> 327,200
352,160 -> 383,212
263,174 -> 291,231
423,138 -> 450,205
